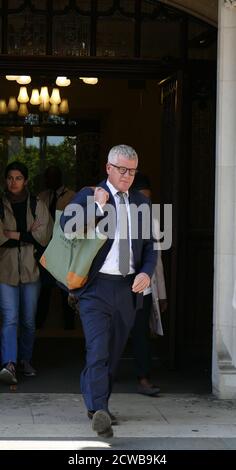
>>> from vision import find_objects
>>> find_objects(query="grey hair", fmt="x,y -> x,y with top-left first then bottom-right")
107,144 -> 138,164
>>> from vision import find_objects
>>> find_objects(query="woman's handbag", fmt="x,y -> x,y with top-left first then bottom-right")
40,210 -> 107,290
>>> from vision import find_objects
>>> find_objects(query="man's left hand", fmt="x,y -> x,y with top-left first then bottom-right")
132,273 -> 150,293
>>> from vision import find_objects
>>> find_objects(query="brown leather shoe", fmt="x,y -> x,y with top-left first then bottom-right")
92,410 -> 113,438
88,409 -> 118,425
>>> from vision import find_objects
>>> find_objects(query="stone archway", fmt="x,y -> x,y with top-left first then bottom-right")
162,0 -> 218,25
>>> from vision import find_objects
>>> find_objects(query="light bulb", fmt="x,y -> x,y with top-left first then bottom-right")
8,97 -> 18,112
49,103 -> 59,115
17,86 -> 29,103
59,99 -> 69,114
50,88 -> 61,104
18,103 -> 28,116
0,100 -> 8,114
39,101 -> 50,112
39,86 -> 50,103
30,89 -> 41,105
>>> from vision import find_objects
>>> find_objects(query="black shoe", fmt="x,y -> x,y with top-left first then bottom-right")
137,384 -> 160,396
88,409 -> 118,425
18,360 -> 36,377
92,410 -> 113,438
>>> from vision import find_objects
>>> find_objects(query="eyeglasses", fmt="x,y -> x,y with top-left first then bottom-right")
110,163 -> 138,176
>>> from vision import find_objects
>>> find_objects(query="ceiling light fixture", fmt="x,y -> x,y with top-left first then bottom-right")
79,77 -> 98,85
59,99 -> 69,114
2,76 -> 71,117
17,86 -> 29,103
17,76 -> 32,85
5,75 -> 19,81
56,76 -> 71,87
39,86 -> 50,104
8,96 -> 18,112
49,103 -> 59,115
30,89 -> 41,105
39,101 -> 50,112
18,103 -> 29,117
50,88 -> 61,105
0,100 -> 8,114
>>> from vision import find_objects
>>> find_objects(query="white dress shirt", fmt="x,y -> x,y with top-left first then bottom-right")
99,180 -> 135,275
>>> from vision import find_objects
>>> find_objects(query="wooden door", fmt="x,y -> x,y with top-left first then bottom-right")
159,64 -> 216,372
158,72 -> 183,369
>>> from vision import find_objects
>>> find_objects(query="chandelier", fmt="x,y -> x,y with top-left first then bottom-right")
0,75 -> 71,117
0,75 -> 98,118
0,75 -> 98,117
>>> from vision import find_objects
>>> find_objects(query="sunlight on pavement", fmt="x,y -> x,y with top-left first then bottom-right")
0,440 -> 111,450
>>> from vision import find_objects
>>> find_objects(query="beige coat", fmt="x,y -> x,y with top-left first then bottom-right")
0,195 -> 53,286
38,186 -> 75,211
150,250 -> 166,336
150,218 -> 167,336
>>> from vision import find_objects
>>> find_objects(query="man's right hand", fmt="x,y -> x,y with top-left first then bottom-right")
94,187 -> 109,208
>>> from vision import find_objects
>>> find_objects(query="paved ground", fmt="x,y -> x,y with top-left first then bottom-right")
0,392 -> 236,450
0,338 -> 233,454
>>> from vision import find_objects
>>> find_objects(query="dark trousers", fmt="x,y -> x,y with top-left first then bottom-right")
78,274 -> 136,412
36,270 -> 75,330
132,293 -> 152,379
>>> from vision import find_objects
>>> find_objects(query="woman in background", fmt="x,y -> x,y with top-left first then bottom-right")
0,161 -> 52,385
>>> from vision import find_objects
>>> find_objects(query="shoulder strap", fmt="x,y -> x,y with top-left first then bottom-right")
29,194 -> 38,219
57,189 -> 67,199
0,195 -> 38,220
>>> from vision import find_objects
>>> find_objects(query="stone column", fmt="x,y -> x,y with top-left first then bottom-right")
212,0 -> 236,398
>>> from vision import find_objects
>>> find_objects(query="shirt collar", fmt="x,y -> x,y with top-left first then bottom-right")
106,179 -> 129,198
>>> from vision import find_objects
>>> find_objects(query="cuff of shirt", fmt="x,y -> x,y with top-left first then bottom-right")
95,201 -> 104,215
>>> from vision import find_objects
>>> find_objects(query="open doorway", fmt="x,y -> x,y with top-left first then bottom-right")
0,71 -> 215,391
0,0 -> 218,394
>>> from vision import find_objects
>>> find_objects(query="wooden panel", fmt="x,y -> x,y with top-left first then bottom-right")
177,68 -> 216,366
159,63 -> 216,370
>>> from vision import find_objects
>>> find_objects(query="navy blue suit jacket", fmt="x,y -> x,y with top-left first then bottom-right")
60,180 -> 157,297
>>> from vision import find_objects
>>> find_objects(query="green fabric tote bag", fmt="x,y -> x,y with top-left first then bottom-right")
40,210 -> 107,290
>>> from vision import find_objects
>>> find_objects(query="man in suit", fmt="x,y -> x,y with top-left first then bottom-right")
60,145 -> 157,438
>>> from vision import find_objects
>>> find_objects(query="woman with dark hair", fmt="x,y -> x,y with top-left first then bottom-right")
0,161 -> 53,384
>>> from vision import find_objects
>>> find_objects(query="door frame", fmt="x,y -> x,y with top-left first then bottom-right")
0,56 -> 216,368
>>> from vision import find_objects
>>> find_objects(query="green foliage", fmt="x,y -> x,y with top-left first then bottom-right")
7,136 -> 76,193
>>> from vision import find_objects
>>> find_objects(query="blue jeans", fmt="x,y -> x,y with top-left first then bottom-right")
0,281 -> 40,366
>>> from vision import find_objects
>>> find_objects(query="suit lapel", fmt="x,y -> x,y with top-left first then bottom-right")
99,180 -> 115,207
98,180 -> 116,244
